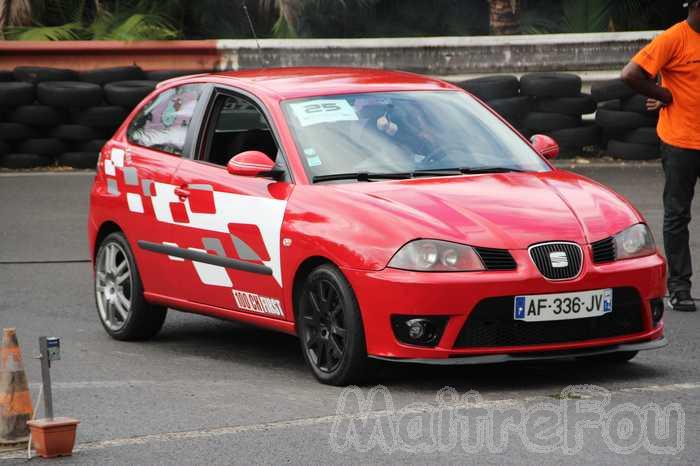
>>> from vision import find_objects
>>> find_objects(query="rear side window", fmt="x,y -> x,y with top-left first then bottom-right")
127,84 -> 204,156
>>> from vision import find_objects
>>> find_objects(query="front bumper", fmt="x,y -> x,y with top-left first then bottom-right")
342,250 -> 666,360
371,336 -> 668,365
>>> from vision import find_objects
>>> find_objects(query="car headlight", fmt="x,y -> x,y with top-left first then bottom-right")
613,224 -> 656,260
388,239 -> 485,272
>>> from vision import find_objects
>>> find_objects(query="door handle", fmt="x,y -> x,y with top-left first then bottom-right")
174,187 -> 190,200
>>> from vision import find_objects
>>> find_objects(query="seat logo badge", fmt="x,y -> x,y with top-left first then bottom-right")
549,251 -> 568,268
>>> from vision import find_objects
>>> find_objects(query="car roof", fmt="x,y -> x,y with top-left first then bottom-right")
169,67 -> 460,101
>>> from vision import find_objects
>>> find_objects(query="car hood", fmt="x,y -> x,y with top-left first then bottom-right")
327,170 -> 642,250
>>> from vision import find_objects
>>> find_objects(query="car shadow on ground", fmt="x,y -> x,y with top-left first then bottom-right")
142,313 -> 669,394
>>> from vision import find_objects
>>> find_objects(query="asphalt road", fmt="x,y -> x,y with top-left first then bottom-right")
0,165 -> 698,465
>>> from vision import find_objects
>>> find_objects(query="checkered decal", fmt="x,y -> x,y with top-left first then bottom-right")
102,148 -> 287,293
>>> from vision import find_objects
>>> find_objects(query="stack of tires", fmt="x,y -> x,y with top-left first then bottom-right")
0,65 -> 160,169
519,72 -> 600,156
455,75 -> 532,134
456,73 -> 600,157
592,79 -> 661,161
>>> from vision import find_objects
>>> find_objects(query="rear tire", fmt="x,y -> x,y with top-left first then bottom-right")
296,264 -> 368,386
94,232 -> 166,341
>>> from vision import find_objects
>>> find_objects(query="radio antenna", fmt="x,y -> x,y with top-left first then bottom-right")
242,2 -> 262,52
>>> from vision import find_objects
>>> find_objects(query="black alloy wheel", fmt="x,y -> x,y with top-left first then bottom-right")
297,264 -> 367,385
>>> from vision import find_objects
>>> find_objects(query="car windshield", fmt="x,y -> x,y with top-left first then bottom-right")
281,91 -> 550,182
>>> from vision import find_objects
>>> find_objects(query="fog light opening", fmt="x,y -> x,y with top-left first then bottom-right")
407,319 -> 433,342
651,298 -> 664,326
391,315 -> 448,347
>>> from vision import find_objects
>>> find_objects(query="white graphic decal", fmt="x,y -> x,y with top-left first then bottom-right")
104,159 -> 116,176
111,148 -> 125,167
149,181 -> 287,286
162,242 -> 185,261
232,289 -> 284,317
189,248 -> 233,287
126,193 -> 144,213
151,183 -> 179,224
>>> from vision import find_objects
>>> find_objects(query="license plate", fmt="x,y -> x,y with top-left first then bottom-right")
514,289 -> 612,322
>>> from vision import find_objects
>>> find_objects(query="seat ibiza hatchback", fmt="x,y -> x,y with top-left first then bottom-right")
89,68 -> 667,385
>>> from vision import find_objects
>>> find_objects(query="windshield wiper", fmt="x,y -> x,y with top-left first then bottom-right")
312,172 -> 413,183
415,167 -> 526,175
461,166 -> 525,174
312,167 -> 525,183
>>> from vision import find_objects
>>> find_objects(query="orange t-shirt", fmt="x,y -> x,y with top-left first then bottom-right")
633,21 -> 700,150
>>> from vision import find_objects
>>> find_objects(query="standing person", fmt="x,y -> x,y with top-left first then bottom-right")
621,0 -> 700,312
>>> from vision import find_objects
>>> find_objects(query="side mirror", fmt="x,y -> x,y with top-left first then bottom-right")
530,134 -> 560,160
227,150 -> 275,177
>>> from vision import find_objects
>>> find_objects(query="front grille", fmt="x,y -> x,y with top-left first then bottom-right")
453,287 -> 645,348
475,247 -> 517,271
591,237 -> 616,263
529,242 -> 582,280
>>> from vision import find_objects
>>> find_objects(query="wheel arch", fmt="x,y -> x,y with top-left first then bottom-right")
93,221 -> 123,261
291,255 -> 336,321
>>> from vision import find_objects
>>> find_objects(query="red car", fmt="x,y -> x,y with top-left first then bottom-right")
88,68 -> 667,385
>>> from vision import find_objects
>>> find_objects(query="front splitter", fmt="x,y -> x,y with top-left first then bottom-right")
370,337 -> 668,365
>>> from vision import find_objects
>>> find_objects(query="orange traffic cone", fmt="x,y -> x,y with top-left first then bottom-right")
0,328 -> 33,448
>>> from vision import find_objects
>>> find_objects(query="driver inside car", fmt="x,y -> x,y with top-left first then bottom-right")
373,104 -> 440,167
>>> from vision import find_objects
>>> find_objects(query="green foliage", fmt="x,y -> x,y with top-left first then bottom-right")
271,15 -> 297,39
561,0 -> 613,33
279,0 -> 487,38
1,0 -> 680,40
91,12 -> 179,40
4,22 -> 85,40
6,0 -> 181,40
520,0 -> 664,34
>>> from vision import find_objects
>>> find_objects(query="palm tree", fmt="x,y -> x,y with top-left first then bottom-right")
489,0 -> 520,35
0,0 -> 32,39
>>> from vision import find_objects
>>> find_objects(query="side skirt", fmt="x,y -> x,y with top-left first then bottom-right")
144,291 -> 297,336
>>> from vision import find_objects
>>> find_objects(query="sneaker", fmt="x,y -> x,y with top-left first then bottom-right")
669,290 -> 697,312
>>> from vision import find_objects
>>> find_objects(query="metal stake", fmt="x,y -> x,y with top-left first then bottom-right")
38,336 -> 54,420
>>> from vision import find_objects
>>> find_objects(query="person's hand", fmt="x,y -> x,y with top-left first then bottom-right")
658,87 -> 673,106
376,113 -> 398,136
646,99 -> 663,111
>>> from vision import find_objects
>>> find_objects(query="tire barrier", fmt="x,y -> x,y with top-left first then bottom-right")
72,106 -> 129,129
456,74 -> 660,160
36,81 -> 103,108
0,153 -> 53,168
145,69 -> 207,81
10,105 -> 63,127
56,151 -> 100,169
50,124 -> 99,142
103,80 -> 157,108
520,72 -> 582,99
18,138 -> 67,158
455,75 -> 520,101
0,82 -> 35,107
486,96 -> 532,129
0,71 -> 14,82
0,66 -> 663,168
78,65 -> 145,85
0,65 -> 211,169
13,66 -> 77,84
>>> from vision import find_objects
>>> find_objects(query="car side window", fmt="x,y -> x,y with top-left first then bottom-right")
127,84 -> 205,156
202,94 -> 280,167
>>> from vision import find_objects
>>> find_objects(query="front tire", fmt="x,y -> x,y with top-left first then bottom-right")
296,264 -> 368,386
94,232 -> 166,340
